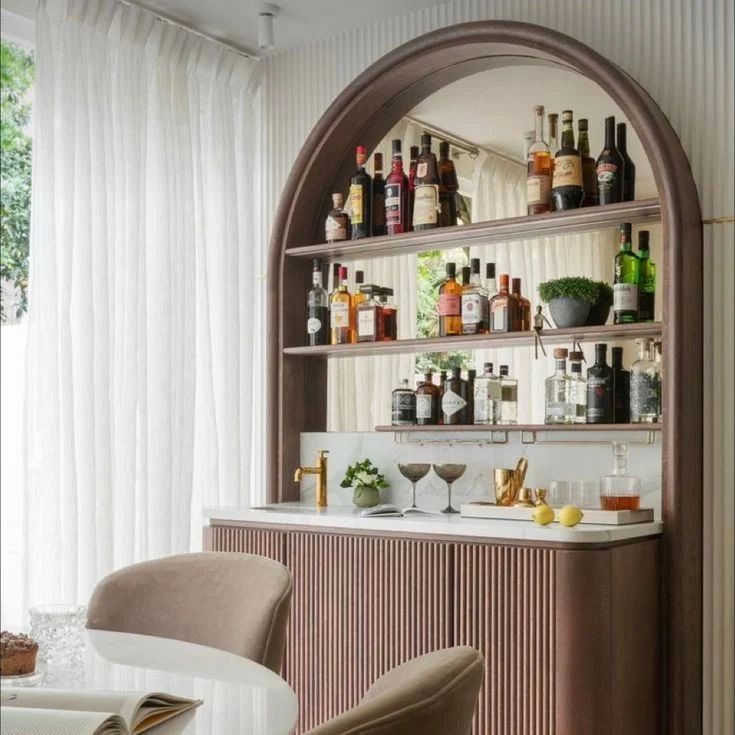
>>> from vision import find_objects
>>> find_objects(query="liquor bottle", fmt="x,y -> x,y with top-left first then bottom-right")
498,365 -> 518,424
371,152 -> 386,237
551,110 -> 584,210
489,274 -> 513,333
407,145 -> 419,231
461,258 -> 488,335
637,231 -> 656,321
438,262 -> 462,337
577,118 -> 598,207
586,343 -> 614,423
464,369 -> 476,425
617,122 -> 636,201
611,346 -> 631,423
385,139 -> 409,235
526,105 -> 552,215
442,367 -> 467,425
511,277 -> 531,331
485,262 -> 498,301
330,265 -> 355,344
306,258 -> 329,346
353,270 -> 366,308
613,222 -> 640,324
416,372 -> 441,425
325,193 -> 350,242
438,141 -> 459,227
412,133 -> 440,231
474,363 -> 501,425
349,145 -> 372,239
461,265 -> 471,289
596,116 -> 625,205
548,113 -> 559,212
523,130 -> 534,161
439,370 -> 448,394
545,348 -> 571,424
630,338 -> 661,423
378,287 -> 398,341
356,285 -> 384,342
568,351 -> 587,424
330,262 -> 341,297
391,379 -> 416,426
601,441 -> 641,510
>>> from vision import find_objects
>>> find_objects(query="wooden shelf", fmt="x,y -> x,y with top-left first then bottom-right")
285,198 -> 661,261
283,322 -> 662,358
375,423 -> 662,433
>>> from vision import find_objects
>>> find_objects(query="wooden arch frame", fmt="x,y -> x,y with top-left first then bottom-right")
266,21 -> 702,733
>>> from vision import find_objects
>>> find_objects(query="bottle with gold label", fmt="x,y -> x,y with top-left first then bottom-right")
330,265 -> 355,344
526,105 -> 552,215
325,193 -> 349,242
551,110 -> 584,210
412,133 -> 440,231
438,262 -> 462,337
349,145 -> 372,239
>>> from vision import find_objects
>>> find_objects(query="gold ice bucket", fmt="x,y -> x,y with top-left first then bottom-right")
493,457 -> 529,506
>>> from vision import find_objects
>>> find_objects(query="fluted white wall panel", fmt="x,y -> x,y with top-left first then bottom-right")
260,2 -> 734,732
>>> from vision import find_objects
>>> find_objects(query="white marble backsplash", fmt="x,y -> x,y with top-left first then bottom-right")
299,432 -> 662,516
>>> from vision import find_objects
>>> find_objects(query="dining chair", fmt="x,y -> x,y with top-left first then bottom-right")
305,646 -> 484,734
86,552 -> 292,673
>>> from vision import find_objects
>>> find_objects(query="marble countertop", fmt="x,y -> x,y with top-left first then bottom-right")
204,503 -> 663,546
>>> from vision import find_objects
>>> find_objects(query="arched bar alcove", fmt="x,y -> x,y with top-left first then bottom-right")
267,21 -> 702,734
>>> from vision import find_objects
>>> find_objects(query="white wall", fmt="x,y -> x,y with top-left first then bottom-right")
260,1 -> 734,732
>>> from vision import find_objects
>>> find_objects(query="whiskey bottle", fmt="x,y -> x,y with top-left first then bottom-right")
611,346 -> 631,423
412,133 -> 440,231
489,274 -> 513,333
378,287 -> 397,341
353,270 -> 366,308
325,193 -> 349,242
630,338 -> 661,423
307,258 -> 329,346
461,265 -> 471,290
330,265 -> 355,344
545,348 -> 571,424
485,262 -> 498,301
596,117 -> 625,205
511,277 -> 531,331
416,372 -> 441,425
586,343 -> 614,423
442,367 -> 467,425
371,152 -> 386,237
461,258 -> 488,335
385,139 -> 409,235
439,141 -> 459,227
577,118 -> 598,207
526,105 -> 552,215
330,262 -> 341,296
349,145 -> 372,239
548,113 -> 559,212
407,145 -> 419,231
637,231 -> 656,321
356,285 -> 383,342
551,110 -> 584,210
438,262 -> 462,337
613,222 -> 640,324
498,365 -> 518,424
617,122 -> 636,201
474,363 -> 501,425
568,351 -> 587,424
391,379 -> 416,426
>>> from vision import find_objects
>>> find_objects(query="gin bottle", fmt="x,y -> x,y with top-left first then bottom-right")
630,338 -> 661,423
499,365 -> 518,424
586,343 -> 614,423
391,379 -> 416,426
568,351 -> 587,423
545,348 -> 571,424
473,362 -> 498,425
611,346 -> 630,423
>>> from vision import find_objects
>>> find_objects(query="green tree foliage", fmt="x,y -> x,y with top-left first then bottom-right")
1,40 -> 34,321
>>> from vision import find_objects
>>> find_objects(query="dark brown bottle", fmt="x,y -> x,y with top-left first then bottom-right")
512,278 -> 531,331
412,133 -> 440,231
596,117 -> 625,205
465,369 -> 476,425
611,346 -> 631,423
438,141 -> 459,227
577,118 -> 598,207
416,372 -> 441,425
371,152 -> 386,236
407,145 -> 419,232
441,367 -> 467,425
349,146 -> 372,239
617,122 -> 636,201
586,343 -> 614,423
551,110 -> 584,210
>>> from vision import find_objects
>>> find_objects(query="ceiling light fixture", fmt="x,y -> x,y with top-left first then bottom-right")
257,4 -> 279,51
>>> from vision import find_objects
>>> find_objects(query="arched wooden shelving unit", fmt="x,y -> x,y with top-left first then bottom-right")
267,21 -> 702,734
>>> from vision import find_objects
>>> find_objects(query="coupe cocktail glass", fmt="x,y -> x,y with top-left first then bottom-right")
432,464 -> 466,514
397,463 -> 431,508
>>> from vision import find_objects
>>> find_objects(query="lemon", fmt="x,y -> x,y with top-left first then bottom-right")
532,505 -> 555,526
559,505 -> 584,527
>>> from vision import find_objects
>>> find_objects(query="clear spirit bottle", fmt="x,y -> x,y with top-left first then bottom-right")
545,348 -> 571,424
630,337 -> 661,423
600,441 -> 641,510
568,351 -> 587,423
498,365 -> 518,424
473,363 -> 497,425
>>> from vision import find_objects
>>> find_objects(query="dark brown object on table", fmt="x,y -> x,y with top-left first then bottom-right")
0,631 -> 38,676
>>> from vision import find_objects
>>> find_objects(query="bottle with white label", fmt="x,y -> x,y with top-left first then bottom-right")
462,258 -> 488,335
356,285 -> 383,342
613,222 -> 640,324
441,368 -> 468,425
498,365 -> 518,424
306,258 -> 329,346
630,338 -> 661,423
412,133 -> 440,231
325,193 -> 349,243
544,348 -> 571,424
416,372 -> 440,425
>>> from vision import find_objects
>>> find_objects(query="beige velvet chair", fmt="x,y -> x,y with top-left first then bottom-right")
87,552 -> 292,673
306,646 -> 484,735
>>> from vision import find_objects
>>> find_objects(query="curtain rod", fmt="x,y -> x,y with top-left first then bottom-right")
120,0 -> 262,60
404,115 -> 524,167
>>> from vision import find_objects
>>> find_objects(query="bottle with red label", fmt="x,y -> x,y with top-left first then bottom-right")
385,139 -> 409,235
438,262 -> 462,337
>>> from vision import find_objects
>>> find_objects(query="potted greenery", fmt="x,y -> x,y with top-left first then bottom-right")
585,281 -> 613,326
340,459 -> 389,508
538,276 -> 599,328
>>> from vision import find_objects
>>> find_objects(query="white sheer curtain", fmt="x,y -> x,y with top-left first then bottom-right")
470,152 -> 616,423
23,0 -> 262,609
328,120 -> 422,430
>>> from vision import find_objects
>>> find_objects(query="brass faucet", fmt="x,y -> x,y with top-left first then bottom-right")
294,450 -> 329,507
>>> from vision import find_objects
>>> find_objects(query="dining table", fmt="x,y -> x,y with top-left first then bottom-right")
2,629 -> 299,734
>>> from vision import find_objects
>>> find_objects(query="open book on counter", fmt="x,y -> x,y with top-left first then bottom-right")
0,687 -> 202,735
359,504 -> 445,518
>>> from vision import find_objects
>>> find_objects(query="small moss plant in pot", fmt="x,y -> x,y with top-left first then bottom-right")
341,459 -> 389,508
538,277 -> 599,329
585,281 -> 613,326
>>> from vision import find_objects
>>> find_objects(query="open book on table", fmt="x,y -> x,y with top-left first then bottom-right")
0,687 -> 201,735
359,504 -> 445,518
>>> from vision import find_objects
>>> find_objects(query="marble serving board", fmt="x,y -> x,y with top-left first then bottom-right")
460,503 -> 655,525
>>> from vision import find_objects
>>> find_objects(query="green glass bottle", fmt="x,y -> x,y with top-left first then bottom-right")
637,231 -> 656,321
613,222 -> 640,324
